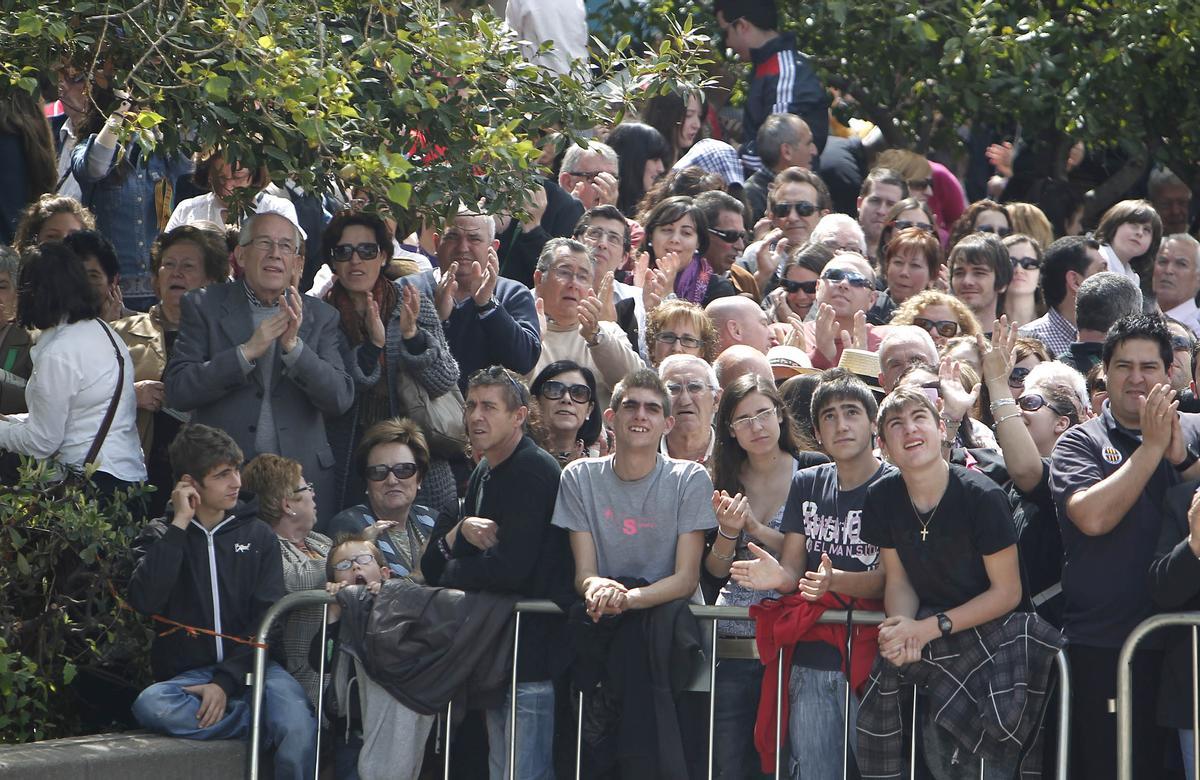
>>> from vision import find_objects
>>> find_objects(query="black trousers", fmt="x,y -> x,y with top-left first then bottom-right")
1068,643 -> 1167,780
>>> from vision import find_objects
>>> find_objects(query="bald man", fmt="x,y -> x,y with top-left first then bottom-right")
706,295 -> 775,354
877,325 -> 938,392
800,252 -> 883,368
713,344 -> 774,390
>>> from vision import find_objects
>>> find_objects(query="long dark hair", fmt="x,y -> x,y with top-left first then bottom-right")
606,122 -> 669,218
17,242 -> 99,329
0,87 -> 56,209
637,195 -> 709,265
711,374 -> 802,496
641,88 -> 702,165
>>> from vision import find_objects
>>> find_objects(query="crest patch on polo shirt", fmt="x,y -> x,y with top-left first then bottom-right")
1102,446 -> 1122,464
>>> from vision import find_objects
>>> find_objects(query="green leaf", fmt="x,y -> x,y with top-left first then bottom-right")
204,75 -> 232,101
16,553 -> 30,577
921,22 -> 939,42
62,663 -> 76,686
387,182 -> 412,208
15,12 -> 42,37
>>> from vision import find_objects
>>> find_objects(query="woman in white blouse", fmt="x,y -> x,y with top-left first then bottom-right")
0,242 -> 145,495
165,150 -> 299,233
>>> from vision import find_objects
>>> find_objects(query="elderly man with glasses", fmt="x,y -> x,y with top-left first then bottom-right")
165,211 -> 355,518
527,237 -> 644,408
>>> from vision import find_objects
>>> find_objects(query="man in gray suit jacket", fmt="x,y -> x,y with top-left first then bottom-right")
165,211 -> 355,518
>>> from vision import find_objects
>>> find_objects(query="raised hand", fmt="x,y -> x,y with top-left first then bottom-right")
365,291 -> 387,347
813,303 -> 840,361
473,247 -> 500,305
434,262 -> 459,321
398,284 -> 420,340
938,355 -> 980,424
977,316 -> 1017,386
597,271 -> 618,322
242,308 -> 290,361
520,185 -> 549,232
798,553 -> 834,601
783,314 -> 808,351
534,296 -> 548,334
642,268 -> 668,313
1140,384 -> 1177,455
729,542 -> 790,592
577,289 -> 603,343
279,286 -> 304,353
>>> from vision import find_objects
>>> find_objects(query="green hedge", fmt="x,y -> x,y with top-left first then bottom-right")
0,459 -> 155,742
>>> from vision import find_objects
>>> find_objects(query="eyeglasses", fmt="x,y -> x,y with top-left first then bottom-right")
1008,365 -> 1032,390
566,170 -> 608,182
665,379 -> 711,397
551,265 -> 593,286
333,553 -> 378,571
293,482 -> 315,495
893,219 -> 934,233
912,317 -> 960,338
771,201 -> 817,219
655,331 -> 704,349
729,406 -> 778,432
1172,335 -> 1195,352
976,225 -> 1013,238
246,236 -> 298,256
820,267 -> 873,288
708,226 -> 748,244
779,278 -> 818,295
365,463 -> 419,481
540,380 -> 592,403
907,178 -> 933,191
1011,256 -> 1042,270
582,226 -> 625,247
331,242 -> 381,263
820,238 -> 864,253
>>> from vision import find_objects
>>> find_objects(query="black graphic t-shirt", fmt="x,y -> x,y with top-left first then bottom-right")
781,461 -> 889,668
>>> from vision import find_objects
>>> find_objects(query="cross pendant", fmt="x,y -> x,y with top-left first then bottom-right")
920,527 -> 928,542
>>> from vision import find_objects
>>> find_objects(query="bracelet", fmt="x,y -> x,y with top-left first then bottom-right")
584,331 -> 601,347
437,536 -> 453,561
989,397 -> 1016,412
717,526 -> 740,541
992,411 -> 1023,428
710,546 -> 737,562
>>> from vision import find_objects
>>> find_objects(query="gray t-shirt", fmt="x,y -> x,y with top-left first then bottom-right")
552,454 -> 717,583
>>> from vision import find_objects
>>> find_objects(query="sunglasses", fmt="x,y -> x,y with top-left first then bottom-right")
976,225 -> 1013,238
1018,393 -> 1077,422
780,278 -> 818,295
655,331 -> 704,349
820,268 -> 872,288
540,380 -> 592,403
771,201 -> 817,219
1008,365 -> 1031,389
1011,256 -> 1042,270
708,226 -> 748,244
333,553 -> 378,571
331,242 -> 382,262
912,317 -> 960,338
365,463 -> 419,481
894,219 -> 934,233
666,379 -> 711,397
907,178 -> 934,191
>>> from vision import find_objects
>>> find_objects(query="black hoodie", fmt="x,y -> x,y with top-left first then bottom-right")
128,497 -> 286,697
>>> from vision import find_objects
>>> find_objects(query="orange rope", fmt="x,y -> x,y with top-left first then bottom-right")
108,580 -> 269,650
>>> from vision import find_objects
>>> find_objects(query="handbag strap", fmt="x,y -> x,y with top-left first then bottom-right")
85,320 -> 126,468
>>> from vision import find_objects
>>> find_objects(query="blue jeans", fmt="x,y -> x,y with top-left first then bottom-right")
788,665 -> 859,779
485,680 -> 555,780
1181,730 -> 1196,780
712,658 -> 763,779
132,661 -> 316,780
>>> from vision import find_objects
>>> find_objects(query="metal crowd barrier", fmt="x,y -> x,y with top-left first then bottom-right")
247,592 -> 1070,780
1116,612 -> 1200,780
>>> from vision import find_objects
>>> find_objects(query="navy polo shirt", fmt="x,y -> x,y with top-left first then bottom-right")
1049,403 -> 1200,647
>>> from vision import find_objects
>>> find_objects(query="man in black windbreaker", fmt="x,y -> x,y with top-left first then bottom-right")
128,424 -> 316,780
713,0 -> 829,172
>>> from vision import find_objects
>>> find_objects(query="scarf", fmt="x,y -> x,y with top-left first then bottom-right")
325,274 -> 399,349
673,252 -> 713,305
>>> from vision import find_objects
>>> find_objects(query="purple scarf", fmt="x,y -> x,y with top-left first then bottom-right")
673,252 -> 713,305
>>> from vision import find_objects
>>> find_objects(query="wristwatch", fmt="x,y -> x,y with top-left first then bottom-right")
936,612 -> 953,638
476,297 -> 498,314
1176,447 -> 1200,473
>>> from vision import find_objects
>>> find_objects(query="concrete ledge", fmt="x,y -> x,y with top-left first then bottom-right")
0,731 -> 248,779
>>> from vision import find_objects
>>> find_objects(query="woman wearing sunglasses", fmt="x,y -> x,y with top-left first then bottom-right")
322,211 -> 460,516
530,360 -> 602,466
978,317 -> 1088,626
889,289 -> 982,349
1002,233 -> 1045,328
241,452 -> 335,704
772,243 -> 833,322
326,417 -> 437,582
947,198 -> 1012,253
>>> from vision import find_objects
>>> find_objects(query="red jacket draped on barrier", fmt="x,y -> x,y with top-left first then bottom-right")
750,592 -> 883,773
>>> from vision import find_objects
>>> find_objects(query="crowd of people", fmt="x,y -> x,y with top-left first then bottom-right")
4,0 -> 1200,778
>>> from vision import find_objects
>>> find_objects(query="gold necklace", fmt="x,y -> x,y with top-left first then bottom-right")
910,496 -> 942,542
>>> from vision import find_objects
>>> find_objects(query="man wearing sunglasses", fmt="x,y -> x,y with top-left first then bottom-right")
422,366 -> 572,780
696,190 -> 761,299
800,253 -> 883,368
529,238 -> 644,408
743,113 -> 818,223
